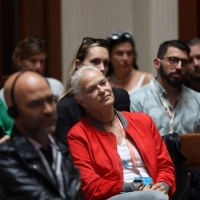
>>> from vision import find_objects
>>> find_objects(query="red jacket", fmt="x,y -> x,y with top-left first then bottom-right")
68,111 -> 176,200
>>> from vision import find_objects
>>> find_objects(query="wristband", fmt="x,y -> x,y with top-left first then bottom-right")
132,180 -> 143,191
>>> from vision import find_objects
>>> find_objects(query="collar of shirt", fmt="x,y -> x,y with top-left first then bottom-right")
27,135 -> 66,199
151,78 -> 182,107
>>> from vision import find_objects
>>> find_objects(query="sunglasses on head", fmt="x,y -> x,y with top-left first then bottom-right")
76,37 -> 107,58
107,31 -> 133,46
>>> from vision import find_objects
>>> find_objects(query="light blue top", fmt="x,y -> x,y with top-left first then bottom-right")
130,78 -> 200,136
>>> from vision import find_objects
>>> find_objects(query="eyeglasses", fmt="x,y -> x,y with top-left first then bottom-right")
159,56 -> 191,68
76,37 -> 107,58
107,31 -> 133,46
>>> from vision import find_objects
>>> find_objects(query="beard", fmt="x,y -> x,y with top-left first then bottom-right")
159,63 -> 185,88
188,68 -> 200,82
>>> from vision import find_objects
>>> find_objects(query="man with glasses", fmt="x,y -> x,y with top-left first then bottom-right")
0,71 -> 83,200
130,40 -> 200,199
130,39 -> 200,135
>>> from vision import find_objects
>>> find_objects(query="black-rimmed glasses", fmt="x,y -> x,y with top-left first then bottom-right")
160,56 -> 191,68
76,37 -> 107,58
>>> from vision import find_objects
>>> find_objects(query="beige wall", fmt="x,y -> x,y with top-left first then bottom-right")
61,0 -> 178,85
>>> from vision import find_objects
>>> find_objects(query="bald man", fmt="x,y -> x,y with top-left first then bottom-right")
0,71 -> 83,200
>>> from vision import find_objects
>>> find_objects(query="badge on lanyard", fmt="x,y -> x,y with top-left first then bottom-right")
134,177 -> 153,186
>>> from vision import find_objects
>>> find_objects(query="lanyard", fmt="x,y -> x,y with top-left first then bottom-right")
150,81 -> 181,134
117,117 -> 141,176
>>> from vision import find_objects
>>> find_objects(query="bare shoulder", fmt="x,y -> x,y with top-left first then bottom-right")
142,72 -> 153,85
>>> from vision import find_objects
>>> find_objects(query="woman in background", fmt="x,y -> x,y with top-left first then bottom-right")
0,38 -> 64,105
106,31 -> 153,95
12,38 -> 64,98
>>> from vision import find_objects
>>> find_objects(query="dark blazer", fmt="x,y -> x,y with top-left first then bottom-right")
0,127 -> 83,200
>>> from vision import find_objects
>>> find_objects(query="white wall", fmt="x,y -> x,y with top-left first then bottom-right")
61,0 -> 178,85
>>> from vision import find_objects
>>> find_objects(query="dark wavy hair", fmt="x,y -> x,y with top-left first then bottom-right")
106,31 -> 139,76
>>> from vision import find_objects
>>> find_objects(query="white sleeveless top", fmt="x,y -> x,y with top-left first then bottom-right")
128,73 -> 146,95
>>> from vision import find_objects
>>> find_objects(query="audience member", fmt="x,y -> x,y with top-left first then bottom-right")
67,66 -> 175,200
0,71 -> 83,200
0,98 -> 13,143
0,38 -> 64,105
130,40 -> 200,199
185,37 -> 200,92
106,31 -> 153,95
130,39 -> 200,135
56,37 -> 130,142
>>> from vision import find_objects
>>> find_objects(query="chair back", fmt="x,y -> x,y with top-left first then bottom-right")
180,133 -> 200,171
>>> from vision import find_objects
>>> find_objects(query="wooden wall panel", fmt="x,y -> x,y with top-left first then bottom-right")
19,0 -> 45,39
0,0 -> 19,87
179,0 -> 199,40
0,0 -> 62,88
43,0 -> 62,79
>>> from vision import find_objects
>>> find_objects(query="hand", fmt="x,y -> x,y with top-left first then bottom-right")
150,183 -> 168,195
139,184 -> 151,191
142,185 -> 151,191
0,135 -> 10,144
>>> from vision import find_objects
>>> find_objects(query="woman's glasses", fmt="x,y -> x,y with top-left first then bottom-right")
76,37 -> 107,58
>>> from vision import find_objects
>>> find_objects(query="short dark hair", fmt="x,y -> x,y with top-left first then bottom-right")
185,37 -> 200,46
157,40 -> 190,58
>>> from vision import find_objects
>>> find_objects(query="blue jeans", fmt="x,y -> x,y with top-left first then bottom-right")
108,190 -> 168,200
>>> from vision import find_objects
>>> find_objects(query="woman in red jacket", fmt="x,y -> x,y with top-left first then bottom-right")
68,66 -> 175,200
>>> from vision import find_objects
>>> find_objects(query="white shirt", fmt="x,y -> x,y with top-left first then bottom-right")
46,77 -> 64,98
117,138 -> 149,182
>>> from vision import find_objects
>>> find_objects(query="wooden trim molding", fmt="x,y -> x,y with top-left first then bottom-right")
179,0 -> 199,40
0,0 -> 62,88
